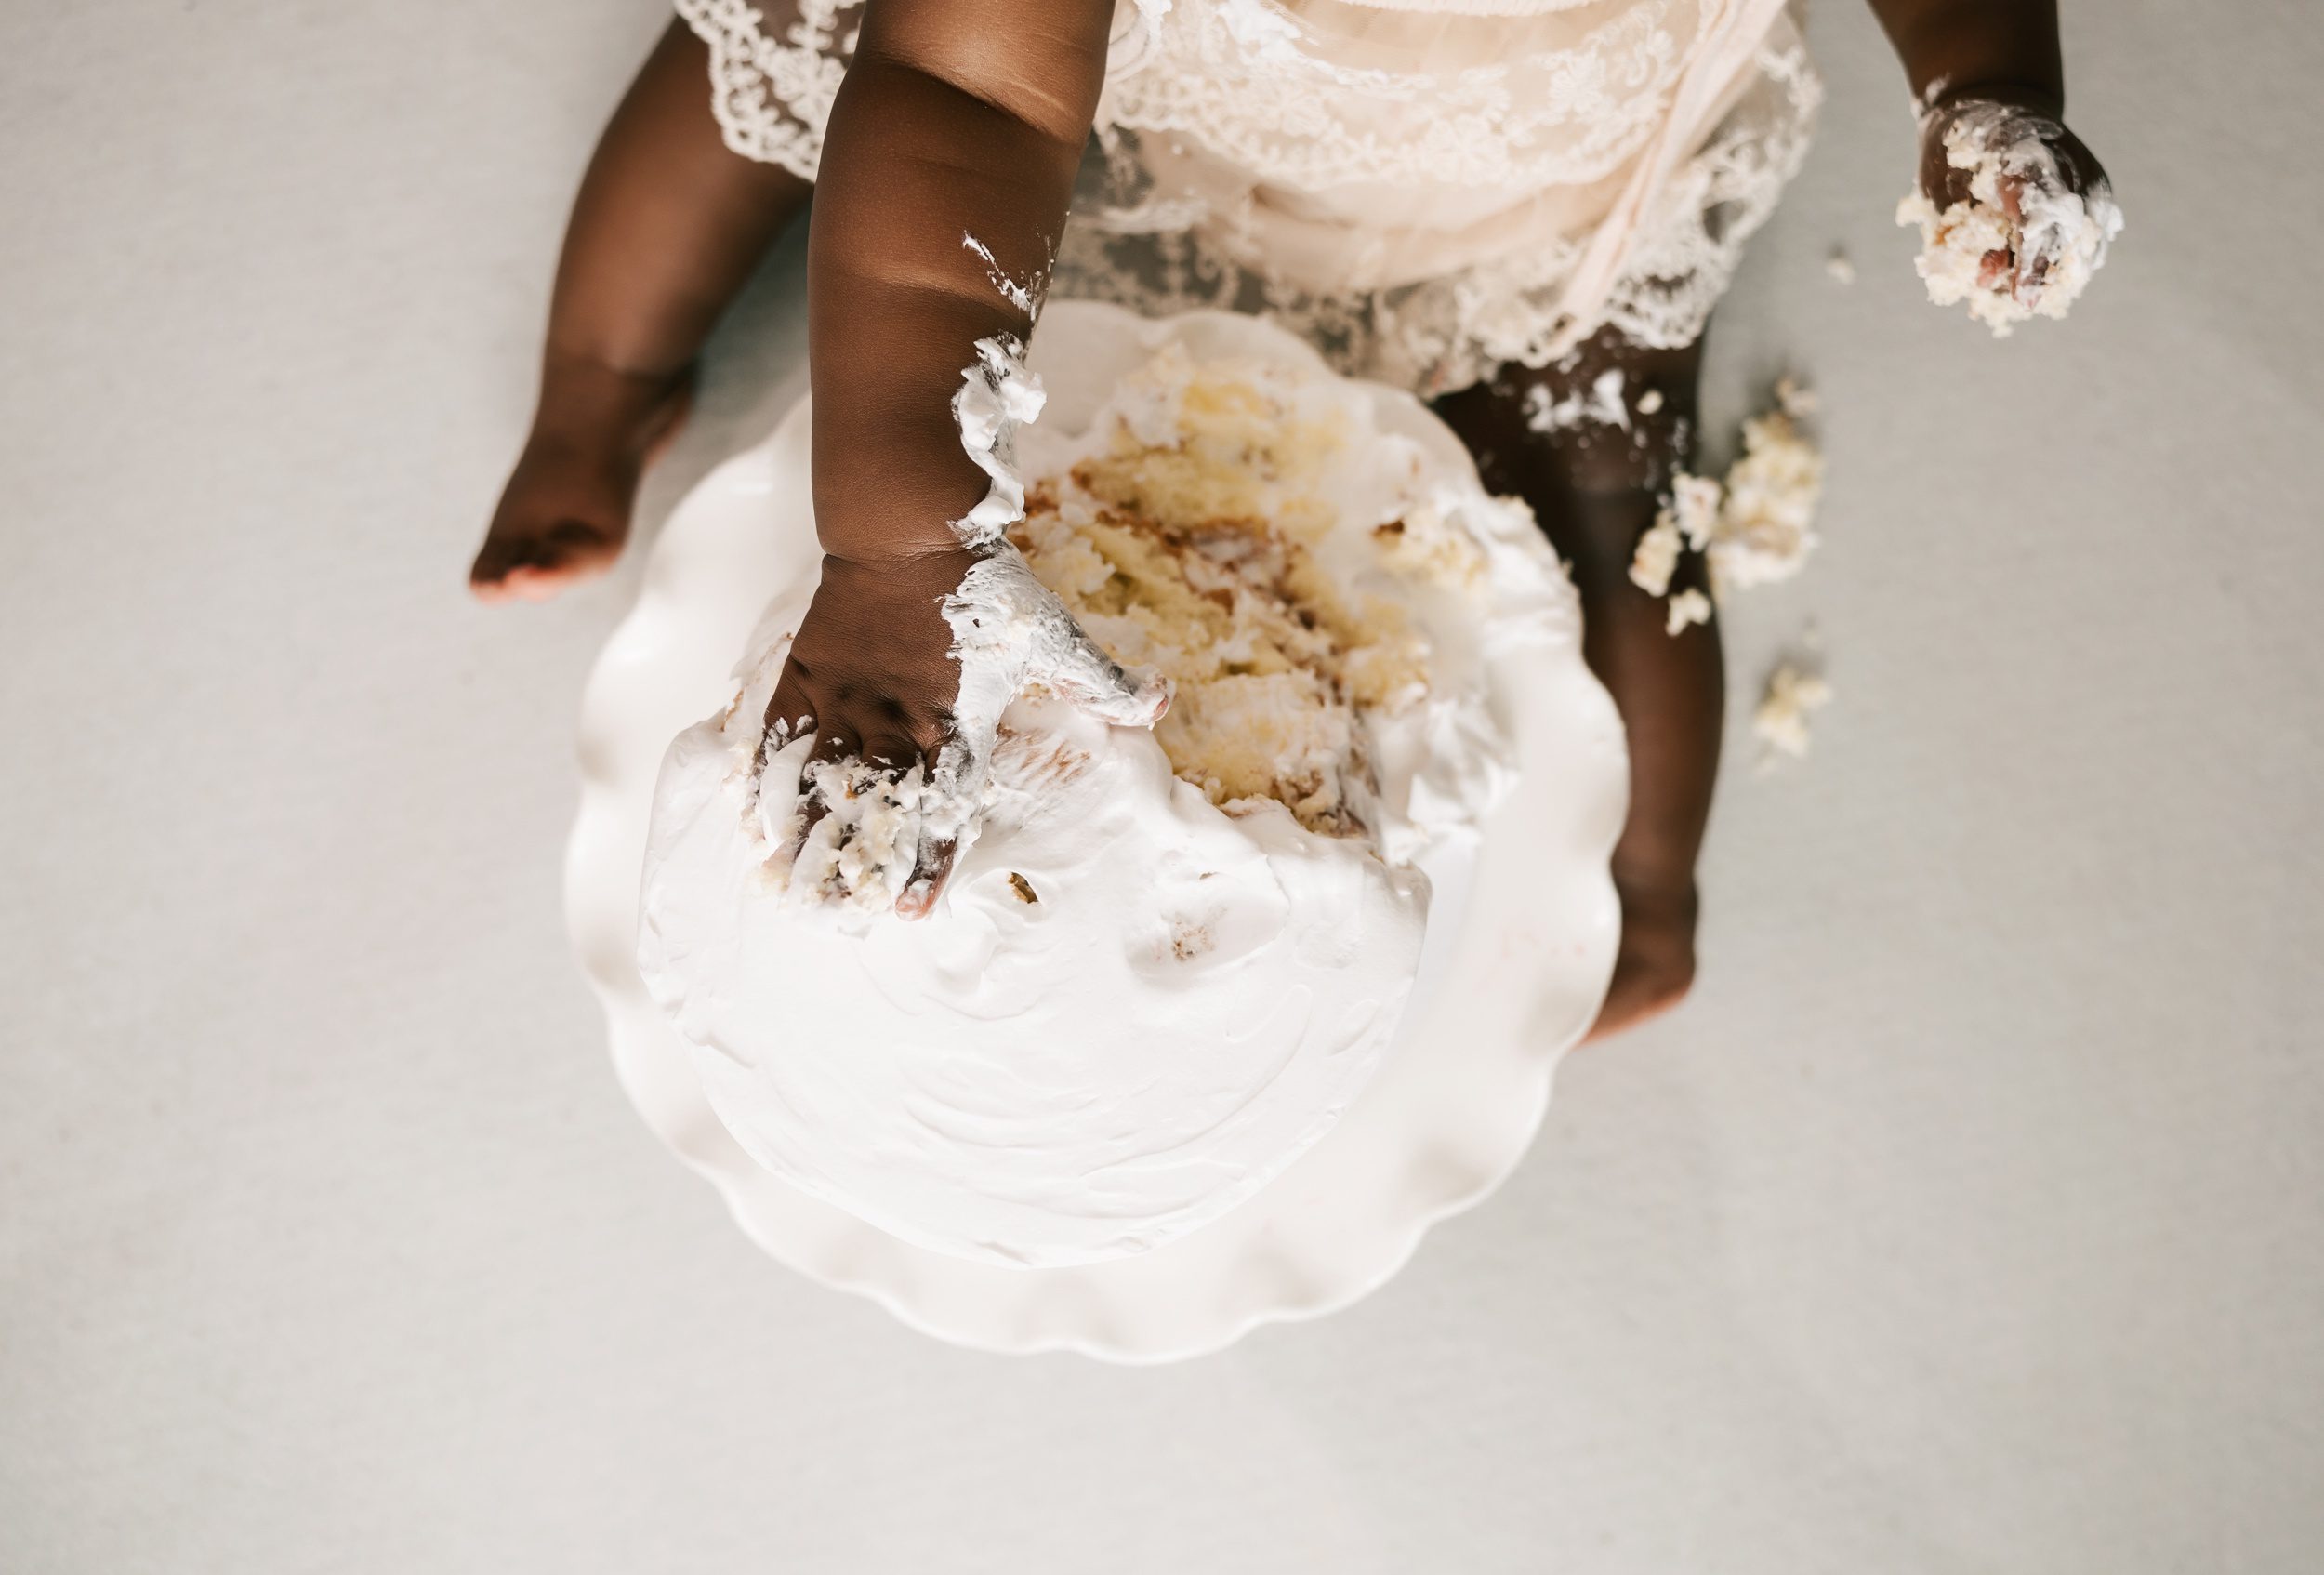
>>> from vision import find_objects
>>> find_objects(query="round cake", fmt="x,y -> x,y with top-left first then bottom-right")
636,342 -> 1565,1268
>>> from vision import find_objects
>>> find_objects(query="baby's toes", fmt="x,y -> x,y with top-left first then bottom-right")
471,424 -> 644,603
469,518 -> 621,602
527,518 -> 624,580
467,534 -> 535,602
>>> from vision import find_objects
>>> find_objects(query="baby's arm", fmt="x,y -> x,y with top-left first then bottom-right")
1863,0 -> 2063,113
769,0 -> 1165,916
802,1 -> 1109,569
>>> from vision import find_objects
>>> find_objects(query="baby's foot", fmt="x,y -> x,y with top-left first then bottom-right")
469,356 -> 693,602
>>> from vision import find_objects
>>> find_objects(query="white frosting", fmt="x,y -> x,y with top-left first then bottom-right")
1523,368 -> 1630,434
638,343 -> 1564,1267
960,232 -> 1042,317
1895,100 -> 2123,336
948,333 -> 1049,548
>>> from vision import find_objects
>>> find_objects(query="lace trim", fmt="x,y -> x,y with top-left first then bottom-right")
676,0 -> 858,181
1563,40 -> 1818,356
1098,2 -> 1689,192
1059,40 -> 1819,392
679,0 -> 1167,174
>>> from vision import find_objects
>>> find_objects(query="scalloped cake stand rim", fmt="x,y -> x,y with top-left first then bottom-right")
562,302 -> 1628,1362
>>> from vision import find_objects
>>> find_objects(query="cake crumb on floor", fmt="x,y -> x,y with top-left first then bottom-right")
1753,661 -> 1833,764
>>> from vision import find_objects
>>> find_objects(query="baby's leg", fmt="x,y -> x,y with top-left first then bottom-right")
1433,329 -> 1718,1038
471,20 -> 812,602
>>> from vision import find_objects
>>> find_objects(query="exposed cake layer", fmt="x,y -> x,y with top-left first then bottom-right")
1012,351 -> 1492,840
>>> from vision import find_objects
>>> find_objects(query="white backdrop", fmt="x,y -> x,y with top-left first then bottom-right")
4,2 -> 2319,1570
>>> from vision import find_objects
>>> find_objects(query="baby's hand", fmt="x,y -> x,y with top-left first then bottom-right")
764,543 -> 1169,920
1902,91 -> 2119,334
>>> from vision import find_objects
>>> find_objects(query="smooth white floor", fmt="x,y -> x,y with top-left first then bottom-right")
4,4 -> 2320,1571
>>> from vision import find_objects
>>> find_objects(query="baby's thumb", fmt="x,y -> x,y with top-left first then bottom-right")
1038,625 -> 1171,729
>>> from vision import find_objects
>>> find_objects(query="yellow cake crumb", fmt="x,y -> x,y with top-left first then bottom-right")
1011,364 -> 1446,837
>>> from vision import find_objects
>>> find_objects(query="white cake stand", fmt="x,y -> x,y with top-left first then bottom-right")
564,303 -> 1629,1363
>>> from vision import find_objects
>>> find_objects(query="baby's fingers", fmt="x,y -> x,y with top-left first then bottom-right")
773,707 -> 861,860
791,728 -> 862,860
895,831 -> 957,920
2013,248 -> 2053,308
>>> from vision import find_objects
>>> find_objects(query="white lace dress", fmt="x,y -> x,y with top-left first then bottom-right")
677,0 -> 1819,394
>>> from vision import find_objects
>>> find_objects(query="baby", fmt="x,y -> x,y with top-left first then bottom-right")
469,0 -> 2115,1039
